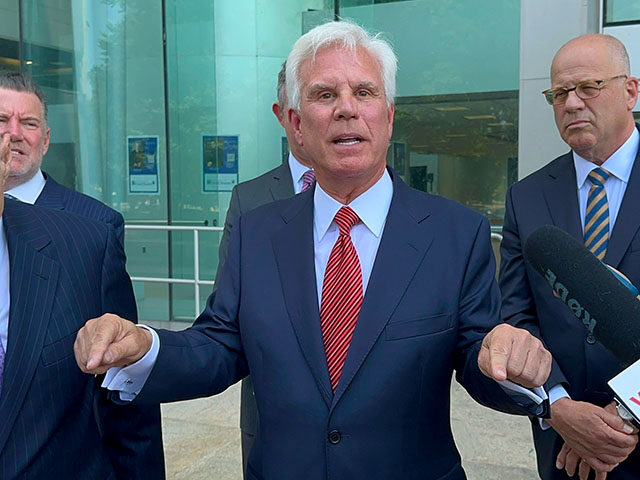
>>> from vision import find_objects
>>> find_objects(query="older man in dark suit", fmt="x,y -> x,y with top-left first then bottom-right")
0,133 -> 149,479
0,72 -> 164,479
499,34 -> 640,480
76,21 -> 553,480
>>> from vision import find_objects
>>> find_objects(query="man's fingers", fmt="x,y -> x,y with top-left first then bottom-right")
556,442 -> 570,471
578,460 -> 590,480
564,449 -> 579,477
479,324 -> 551,387
603,402 -> 639,436
84,323 -> 120,371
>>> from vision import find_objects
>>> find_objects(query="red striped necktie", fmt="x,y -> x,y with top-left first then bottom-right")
320,206 -> 363,393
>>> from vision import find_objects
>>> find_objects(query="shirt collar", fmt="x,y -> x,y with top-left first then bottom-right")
288,153 -> 312,189
6,169 -> 46,204
314,168 -> 393,243
573,128 -> 639,189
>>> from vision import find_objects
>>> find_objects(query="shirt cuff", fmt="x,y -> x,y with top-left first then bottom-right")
101,324 -> 160,402
539,384 -> 570,430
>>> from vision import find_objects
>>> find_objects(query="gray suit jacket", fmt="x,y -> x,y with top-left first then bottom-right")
215,161 -> 294,440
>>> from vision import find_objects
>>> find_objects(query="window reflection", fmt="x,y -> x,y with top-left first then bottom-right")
390,91 -> 518,227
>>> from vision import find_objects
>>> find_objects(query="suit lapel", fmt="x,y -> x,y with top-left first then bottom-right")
269,163 -> 295,202
0,202 -> 58,454
332,177 -> 434,408
34,173 -> 66,210
272,189 -> 333,407
605,133 -> 640,268
541,153 -> 583,240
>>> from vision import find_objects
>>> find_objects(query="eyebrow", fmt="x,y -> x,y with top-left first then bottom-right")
307,83 -> 334,96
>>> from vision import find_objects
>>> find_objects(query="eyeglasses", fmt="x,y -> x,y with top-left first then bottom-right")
542,75 -> 628,106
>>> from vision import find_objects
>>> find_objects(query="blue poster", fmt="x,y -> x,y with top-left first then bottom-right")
128,136 -> 159,194
203,135 -> 239,192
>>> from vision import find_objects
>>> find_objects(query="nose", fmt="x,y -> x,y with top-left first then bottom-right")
562,89 -> 585,112
333,92 -> 358,120
0,117 -> 24,141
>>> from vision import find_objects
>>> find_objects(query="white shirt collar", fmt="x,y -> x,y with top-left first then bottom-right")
573,128 -> 639,188
314,169 -> 393,243
288,153 -> 312,189
6,169 -> 46,204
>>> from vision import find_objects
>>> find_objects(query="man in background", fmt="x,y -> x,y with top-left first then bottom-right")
0,71 -> 165,478
215,61 -> 313,472
500,34 -> 640,479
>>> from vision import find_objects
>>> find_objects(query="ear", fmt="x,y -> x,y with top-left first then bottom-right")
289,108 -> 304,146
272,102 -> 285,127
42,126 -> 50,156
624,76 -> 639,111
387,103 -> 395,140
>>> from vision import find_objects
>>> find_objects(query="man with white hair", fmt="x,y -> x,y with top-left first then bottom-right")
75,21 -> 553,479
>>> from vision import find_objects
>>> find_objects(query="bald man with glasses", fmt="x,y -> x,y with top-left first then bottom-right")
499,34 -> 640,480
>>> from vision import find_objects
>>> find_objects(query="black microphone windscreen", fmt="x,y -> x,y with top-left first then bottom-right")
523,225 -> 640,367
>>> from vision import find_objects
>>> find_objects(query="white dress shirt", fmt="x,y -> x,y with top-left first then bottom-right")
0,218 -> 9,352
5,169 -> 46,204
104,170 -> 393,398
574,127 -> 639,233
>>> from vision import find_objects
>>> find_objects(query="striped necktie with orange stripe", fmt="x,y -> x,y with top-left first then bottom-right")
584,167 -> 611,260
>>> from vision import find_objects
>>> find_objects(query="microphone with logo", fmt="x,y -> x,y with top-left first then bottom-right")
523,224 -> 640,426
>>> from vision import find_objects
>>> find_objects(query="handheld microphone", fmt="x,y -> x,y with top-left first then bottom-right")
523,225 -> 640,426
523,225 -> 640,367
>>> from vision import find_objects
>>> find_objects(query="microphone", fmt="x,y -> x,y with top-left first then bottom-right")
523,225 -> 640,367
523,225 -> 640,426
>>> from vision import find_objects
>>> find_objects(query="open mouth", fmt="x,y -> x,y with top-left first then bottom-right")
333,136 -> 363,146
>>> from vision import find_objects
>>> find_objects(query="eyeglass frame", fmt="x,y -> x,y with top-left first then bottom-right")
541,74 -> 628,106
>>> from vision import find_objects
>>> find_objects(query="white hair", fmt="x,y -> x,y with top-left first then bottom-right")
285,21 -> 397,111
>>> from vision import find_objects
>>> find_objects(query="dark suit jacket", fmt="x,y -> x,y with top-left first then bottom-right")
215,161 -> 294,448
499,125 -> 640,479
140,171 -> 532,480
37,172 -> 124,244
35,172 -> 165,479
0,200 -> 139,479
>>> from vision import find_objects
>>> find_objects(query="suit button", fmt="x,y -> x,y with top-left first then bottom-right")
586,333 -> 596,344
328,430 -> 341,444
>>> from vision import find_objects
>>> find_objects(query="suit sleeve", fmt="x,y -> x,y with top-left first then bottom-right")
453,215 -> 548,416
499,186 -> 567,390
96,227 -> 166,479
136,213 -> 248,404
214,184 -> 241,287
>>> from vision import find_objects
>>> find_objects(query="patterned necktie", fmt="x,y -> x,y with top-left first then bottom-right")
320,206 -> 363,393
300,170 -> 315,193
584,167 -> 611,260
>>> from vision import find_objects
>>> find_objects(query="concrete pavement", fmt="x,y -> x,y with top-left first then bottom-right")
160,379 -> 540,479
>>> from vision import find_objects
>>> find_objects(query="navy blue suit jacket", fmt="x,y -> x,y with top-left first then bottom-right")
37,173 -> 124,244
137,171 -> 530,480
0,200 -> 141,479
499,125 -> 640,479
34,173 -> 165,478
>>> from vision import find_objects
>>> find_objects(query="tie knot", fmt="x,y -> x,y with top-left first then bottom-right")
334,207 -> 360,235
587,167 -> 610,187
301,170 -> 315,192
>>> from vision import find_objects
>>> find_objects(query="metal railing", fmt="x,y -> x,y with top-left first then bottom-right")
125,224 -> 223,316
124,224 -> 505,317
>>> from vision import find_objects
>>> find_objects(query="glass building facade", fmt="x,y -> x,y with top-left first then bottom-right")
3,0 -> 523,322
